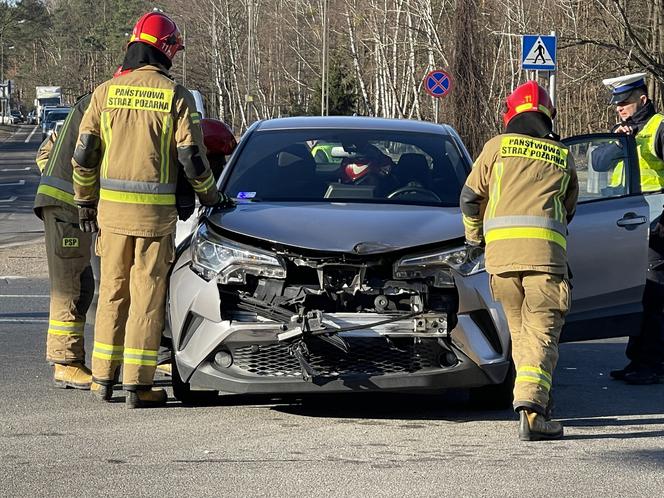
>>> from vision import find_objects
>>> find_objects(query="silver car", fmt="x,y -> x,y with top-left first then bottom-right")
167,117 -> 652,405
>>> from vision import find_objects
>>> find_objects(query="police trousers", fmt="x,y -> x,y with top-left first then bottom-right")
91,231 -> 174,389
43,206 -> 94,364
490,271 -> 571,414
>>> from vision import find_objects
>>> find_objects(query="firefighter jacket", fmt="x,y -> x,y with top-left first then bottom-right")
460,133 -> 579,275
72,65 -> 219,237
34,94 -> 91,219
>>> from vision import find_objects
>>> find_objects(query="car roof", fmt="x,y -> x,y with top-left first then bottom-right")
254,116 -> 455,135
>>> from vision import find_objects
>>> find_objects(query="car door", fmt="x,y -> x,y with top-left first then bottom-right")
560,133 -> 649,342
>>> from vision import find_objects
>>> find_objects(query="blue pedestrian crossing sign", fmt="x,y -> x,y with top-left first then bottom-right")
521,35 -> 556,71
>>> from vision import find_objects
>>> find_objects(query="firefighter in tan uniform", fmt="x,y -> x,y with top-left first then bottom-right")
34,94 -> 94,389
460,81 -> 579,441
72,11 -> 231,408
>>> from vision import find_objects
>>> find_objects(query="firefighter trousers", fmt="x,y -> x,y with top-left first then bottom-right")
490,271 -> 571,414
43,206 -> 94,364
91,230 -> 174,389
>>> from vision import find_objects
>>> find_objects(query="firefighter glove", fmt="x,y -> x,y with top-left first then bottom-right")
77,203 -> 98,233
211,192 -> 235,209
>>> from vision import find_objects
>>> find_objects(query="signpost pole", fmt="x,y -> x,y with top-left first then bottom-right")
549,30 -> 556,107
423,69 -> 452,124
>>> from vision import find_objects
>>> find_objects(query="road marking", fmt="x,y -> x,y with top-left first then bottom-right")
0,295 -> 49,298
24,126 -> 39,143
0,318 -> 48,323
0,180 -> 25,187
1,167 -> 30,172
0,196 -> 17,203
0,275 -> 27,279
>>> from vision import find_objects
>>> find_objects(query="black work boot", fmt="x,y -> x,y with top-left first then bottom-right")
624,365 -> 664,385
609,362 -> 640,381
518,410 -> 564,441
126,388 -> 167,409
91,381 -> 113,402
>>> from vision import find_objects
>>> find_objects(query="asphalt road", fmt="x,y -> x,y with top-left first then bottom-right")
0,124 -> 44,248
0,129 -> 663,497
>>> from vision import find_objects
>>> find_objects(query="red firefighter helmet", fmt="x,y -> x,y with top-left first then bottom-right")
129,11 -> 184,61
340,146 -> 394,184
201,118 -> 237,156
502,80 -> 556,126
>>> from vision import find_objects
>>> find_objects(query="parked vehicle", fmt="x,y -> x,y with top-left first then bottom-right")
166,116 -> 653,405
41,107 -> 70,140
10,110 -> 24,124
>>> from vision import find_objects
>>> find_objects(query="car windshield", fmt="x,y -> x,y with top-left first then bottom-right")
224,128 -> 469,207
45,110 -> 69,123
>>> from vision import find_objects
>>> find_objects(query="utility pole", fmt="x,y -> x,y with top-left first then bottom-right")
246,0 -> 256,127
320,0 -> 329,116
182,22 -> 187,87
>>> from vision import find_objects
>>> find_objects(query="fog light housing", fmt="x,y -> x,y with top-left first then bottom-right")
214,350 -> 233,368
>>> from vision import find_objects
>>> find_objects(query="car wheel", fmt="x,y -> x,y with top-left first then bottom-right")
171,352 -> 219,406
468,363 -> 515,410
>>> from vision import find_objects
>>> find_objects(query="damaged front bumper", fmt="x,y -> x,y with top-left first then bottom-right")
167,249 -> 511,395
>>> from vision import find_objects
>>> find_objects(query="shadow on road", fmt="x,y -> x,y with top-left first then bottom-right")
169,339 -> 664,431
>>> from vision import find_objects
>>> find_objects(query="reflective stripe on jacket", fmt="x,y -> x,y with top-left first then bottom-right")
33,95 -> 91,218
72,65 -> 218,237
610,113 -> 664,192
460,133 -> 579,275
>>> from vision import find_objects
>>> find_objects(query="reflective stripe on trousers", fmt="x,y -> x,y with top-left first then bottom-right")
48,320 -> 84,337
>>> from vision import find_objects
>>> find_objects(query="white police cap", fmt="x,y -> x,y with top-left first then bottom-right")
602,72 -> 647,104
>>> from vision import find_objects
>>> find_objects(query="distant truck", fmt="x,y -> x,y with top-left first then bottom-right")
34,86 -> 62,124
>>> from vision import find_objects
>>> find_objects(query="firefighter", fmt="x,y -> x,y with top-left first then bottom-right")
72,11 -> 232,409
200,118 -> 237,180
174,117 -> 237,223
460,81 -> 579,441
34,93 -> 94,390
599,73 -> 664,384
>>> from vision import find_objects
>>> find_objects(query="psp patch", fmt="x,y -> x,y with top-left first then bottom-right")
62,237 -> 79,248
106,85 -> 174,113
500,136 -> 568,169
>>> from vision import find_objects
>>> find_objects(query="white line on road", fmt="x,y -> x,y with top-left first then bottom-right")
0,295 -> 49,298
0,196 -> 17,203
0,275 -> 27,279
0,180 -> 25,186
24,126 -> 39,143
1,167 -> 30,172
0,318 -> 48,323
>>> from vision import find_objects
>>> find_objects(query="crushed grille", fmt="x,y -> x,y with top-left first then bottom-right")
231,337 -> 441,377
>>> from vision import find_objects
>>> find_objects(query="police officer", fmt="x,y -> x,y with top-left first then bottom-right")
72,11 -> 232,408
601,73 -> 664,384
460,81 -> 579,441
34,93 -> 94,390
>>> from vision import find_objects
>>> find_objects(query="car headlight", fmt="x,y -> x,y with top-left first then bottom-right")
190,223 -> 286,284
394,245 -> 485,285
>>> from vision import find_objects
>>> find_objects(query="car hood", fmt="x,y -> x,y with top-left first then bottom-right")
206,202 -> 463,254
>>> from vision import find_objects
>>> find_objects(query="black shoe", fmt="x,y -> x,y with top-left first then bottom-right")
91,381 -> 113,402
624,366 -> 664,385
126,388 -> 167,409
518,410 -> 564,441
609,362 -> 640,380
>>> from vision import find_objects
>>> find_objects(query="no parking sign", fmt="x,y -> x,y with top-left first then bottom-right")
424,70 -> 453,98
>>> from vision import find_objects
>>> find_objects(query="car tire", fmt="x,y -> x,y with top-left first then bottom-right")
171,352 -> 219,406
468,363 -> 515,410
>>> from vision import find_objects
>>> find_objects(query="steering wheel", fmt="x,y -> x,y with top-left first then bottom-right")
387,186 -> 442,202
